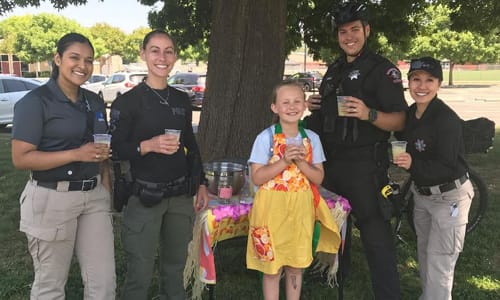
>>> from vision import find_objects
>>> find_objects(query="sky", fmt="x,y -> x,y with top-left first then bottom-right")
0,0 -> 153,33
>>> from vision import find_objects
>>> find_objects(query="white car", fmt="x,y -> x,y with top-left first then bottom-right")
0,75 -> 42,128
81,74 -> 107,94
98,72 -> 147,104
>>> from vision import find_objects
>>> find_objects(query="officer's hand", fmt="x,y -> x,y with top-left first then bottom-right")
394,152 -> 412,170
307,94 -> 322,111
78,142 -> 110,162
194,185 -> 209,212
344,97 -> 369,120
147,134 -> 180,155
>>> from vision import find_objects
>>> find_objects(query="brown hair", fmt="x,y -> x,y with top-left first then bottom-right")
51,33 -> 94,80
142,29 -> 176,51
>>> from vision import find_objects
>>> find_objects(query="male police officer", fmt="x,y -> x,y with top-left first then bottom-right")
305,2 -> 407,299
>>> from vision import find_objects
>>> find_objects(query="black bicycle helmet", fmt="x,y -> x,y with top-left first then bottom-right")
332,1 -> 368,28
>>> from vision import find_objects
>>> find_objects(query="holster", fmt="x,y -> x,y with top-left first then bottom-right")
139,187 -> 164,208
112,161 -> 133,212
133,177 -> 188,208
373,151 -> 394,221
376,188 -> 395,221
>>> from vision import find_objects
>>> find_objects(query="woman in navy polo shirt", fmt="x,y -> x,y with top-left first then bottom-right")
11,33 -> 115,299
394,57 -> 473,300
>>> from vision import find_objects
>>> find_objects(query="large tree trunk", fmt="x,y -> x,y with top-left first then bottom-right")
197,0 -> 287,162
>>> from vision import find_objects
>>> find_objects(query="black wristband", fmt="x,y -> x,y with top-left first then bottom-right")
368,108 -> 378,122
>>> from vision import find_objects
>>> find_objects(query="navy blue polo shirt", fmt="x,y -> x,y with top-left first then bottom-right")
12,78 -> 108,181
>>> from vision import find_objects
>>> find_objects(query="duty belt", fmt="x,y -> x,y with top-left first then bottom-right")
133,177 -> 188,196
415,173 -> 469,196
36,176 -> 98,192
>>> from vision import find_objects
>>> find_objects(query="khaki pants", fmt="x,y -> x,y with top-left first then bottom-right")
121,194 -> 194,300
412,180 -> 473,300
19,178 -> 116,300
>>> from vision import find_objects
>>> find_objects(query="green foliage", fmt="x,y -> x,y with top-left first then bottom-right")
0,13 -> 85,63
177,39 -> 209,64
88,23 -> 127,57
121,27 -> 151,64
408,4 -> 500,65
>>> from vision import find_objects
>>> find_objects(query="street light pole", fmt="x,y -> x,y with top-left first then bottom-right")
303,43 -> 307,72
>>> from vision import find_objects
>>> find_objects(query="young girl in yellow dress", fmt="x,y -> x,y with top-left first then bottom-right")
246,81 -> 341,300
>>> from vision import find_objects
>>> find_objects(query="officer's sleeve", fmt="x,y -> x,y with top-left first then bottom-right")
110,97 -> 141,160
12,91 -> 43,146
376,63 -> 408,113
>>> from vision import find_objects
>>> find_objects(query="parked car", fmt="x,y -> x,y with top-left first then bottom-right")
285,71 -> 323,92
168,72 -> 206,109
98,72 -> 147,104
0,75 -> 42,128
81,74 -> 107,94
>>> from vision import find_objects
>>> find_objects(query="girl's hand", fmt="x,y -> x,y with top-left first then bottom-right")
283,145 -> 304,164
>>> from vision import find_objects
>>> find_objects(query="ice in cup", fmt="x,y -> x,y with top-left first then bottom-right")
93,134 -> 111,146
337,96 -> 349,117
391,141 -> 407,161
165,129 -> 181,142
285,136 -> 303,147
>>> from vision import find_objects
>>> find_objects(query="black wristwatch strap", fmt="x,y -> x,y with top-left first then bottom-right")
368,108 -> 378,122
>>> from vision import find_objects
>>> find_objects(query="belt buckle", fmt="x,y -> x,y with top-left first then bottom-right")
82,179 -> 96,191
56,181 -> 70,192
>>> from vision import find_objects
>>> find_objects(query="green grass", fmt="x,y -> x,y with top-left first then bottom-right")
1,130 -> 499,299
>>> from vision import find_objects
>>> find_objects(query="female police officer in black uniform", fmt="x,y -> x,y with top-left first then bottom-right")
110,30 -> 209,300
394,57 -> 473,300
11,33 -> 115,299
306,2 -> 407,299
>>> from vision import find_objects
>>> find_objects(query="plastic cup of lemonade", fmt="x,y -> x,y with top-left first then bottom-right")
93,134 -> 111,146
165,129 -> 181,142
337,96 -> 349,117
391,141 -> 407,161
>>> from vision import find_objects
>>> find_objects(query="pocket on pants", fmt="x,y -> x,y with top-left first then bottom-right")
429,223 -> 466,254
21,221 -> 72,241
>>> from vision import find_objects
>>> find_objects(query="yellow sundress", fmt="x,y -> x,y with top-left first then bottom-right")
246,124 -> 341,275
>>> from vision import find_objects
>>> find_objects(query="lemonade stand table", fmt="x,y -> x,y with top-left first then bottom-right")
183,188 -> 351,300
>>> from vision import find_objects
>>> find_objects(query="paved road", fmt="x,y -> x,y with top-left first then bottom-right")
194,83 -> 500,128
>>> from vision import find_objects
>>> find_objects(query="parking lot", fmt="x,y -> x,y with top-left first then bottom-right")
192,83 -> 500,128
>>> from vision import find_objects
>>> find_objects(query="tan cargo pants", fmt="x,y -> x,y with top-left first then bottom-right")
19,177 -> 116,300
412,180 -> 473,300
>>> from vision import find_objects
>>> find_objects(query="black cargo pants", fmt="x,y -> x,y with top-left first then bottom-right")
323,156 -> 401,300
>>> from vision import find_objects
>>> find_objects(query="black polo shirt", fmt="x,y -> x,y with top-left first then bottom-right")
110,82 -> 201,183
12,78 -> 108,181
306,49 -> 407,154
398,97 -> 467,186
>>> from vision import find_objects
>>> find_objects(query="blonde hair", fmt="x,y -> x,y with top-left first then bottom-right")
271,80 -> 306,123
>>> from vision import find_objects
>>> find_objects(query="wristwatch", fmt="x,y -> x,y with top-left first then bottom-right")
368,108 -> 378,122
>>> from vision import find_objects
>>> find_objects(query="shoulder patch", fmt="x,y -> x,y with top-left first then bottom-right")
385,67 -> 402,84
